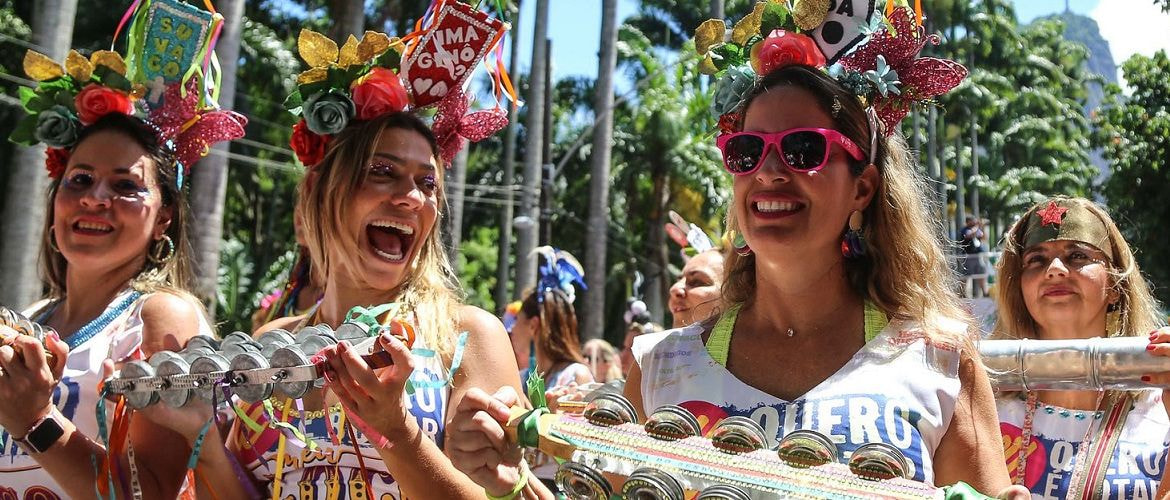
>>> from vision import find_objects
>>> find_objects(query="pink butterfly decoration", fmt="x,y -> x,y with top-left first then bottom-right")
148,79 -> 247,171
837,7 -> 967,134
432,87 -> 508,166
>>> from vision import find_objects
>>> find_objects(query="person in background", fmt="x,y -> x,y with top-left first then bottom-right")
959,216 -> 989,298
583,338 -> 623,383
668,248 -> 726,328
620,320 -> 662,375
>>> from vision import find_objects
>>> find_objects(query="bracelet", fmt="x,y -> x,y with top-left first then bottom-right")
485,464 -> 530,500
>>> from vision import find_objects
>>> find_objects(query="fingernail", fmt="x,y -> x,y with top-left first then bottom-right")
45,329 -> 60,341
1148,344 -> 1157,351
1151,334 -> 1158,341
1142,375 -> 1152,382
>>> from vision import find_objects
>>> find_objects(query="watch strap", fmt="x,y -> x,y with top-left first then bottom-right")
14,408 -> 65,454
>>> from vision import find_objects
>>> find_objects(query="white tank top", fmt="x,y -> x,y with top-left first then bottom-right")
998,392 -> 1170,499
234,333 -> 453,499
0,289 -> 213,499
632,317 -> 964,485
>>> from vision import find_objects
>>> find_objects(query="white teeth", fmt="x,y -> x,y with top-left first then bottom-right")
373,248 -> 404,261
755,201 -> 799,213
77,221 -> 113,231
371,220 -> 414,235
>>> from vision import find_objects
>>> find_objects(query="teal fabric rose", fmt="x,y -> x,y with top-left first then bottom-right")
34,105 -> 81,148
711,66 -> 757,117
302,90 -> 355,135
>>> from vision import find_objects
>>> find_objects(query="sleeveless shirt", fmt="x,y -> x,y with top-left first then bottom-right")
633,317 -> 965,484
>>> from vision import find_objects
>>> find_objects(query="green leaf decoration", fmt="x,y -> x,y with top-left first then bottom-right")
10,115 -> 38,145
375,48 -> 401,69
19,86 -> 36,107
283,89 -> 305,113
712,43 -> 745,69
52,89 -> 74,109
760,2 -> 791,35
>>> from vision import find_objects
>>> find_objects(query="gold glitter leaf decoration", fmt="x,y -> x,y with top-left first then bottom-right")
356,31 -> 393,62
23,50 -> 63,81
90,51 -> 127,76
699,54 -> 719,75
65,50 -> 93,81
732,2 -> 766,45
298,29 -> 339,69
338,35 -> 361,67
297,67 -> 329,85
792,0 -> 830,31
694,19 -> 726,55
388,37 -> 405,54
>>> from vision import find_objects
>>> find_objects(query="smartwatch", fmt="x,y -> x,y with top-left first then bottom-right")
13,409 -> 66,454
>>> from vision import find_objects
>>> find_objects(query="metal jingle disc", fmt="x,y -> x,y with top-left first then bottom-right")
334,322 -> 369,343
257,329 -> 295,349
271,345 -> 312,399
695,484 -> 752,500
710,416 -> 769,455
220,331 -> 253,348
190,352 -> 230,403
260,340 -> 288,359
312,323 -> 336,338
228,351 -> 273,403
183,334 -> 220,353
848,442 -> 911,481
583,393 -> 638,427
645,404 -> 702,441
555,462 -> 612,500
299,334 -> 338,388
622,467 -> 686,500
119,360 -> 159,409
777,429 -> 838,469
295,325 -> 333,345
153,353 -> 193,408
221,339 -> 261,359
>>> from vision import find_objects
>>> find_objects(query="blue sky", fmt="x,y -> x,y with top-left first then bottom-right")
506,0 -> 1169,87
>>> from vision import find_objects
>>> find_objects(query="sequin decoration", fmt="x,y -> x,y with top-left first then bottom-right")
431,87 -> 508,166
147,79 -> 247,172
836,7 -> 967,134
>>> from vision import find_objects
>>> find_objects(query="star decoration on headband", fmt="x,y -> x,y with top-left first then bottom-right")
835,7 -> 967,133
149,79 -> 247,172
432,87 -> 508,165
1037,201 -> 1068,227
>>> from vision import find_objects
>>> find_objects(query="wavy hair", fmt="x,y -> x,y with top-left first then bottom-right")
520,288 -> 586,367
721,65 -> 970,342
993,196 -> 1164,340
297,112 -> 463,357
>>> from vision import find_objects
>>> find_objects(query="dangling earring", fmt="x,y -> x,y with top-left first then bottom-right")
1105,303 -> 1123,337
148,235 -> 175,265
842,210 -> 866,259
48,226 -> 61,253
732,231 -> 752,256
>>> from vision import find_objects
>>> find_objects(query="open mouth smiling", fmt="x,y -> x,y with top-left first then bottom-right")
366,220 -> 416,262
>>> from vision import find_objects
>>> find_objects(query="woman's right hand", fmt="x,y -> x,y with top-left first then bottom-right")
448,386 -> 527,496
0,328 -> 67,436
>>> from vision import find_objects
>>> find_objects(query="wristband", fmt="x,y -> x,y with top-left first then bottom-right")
485,464 -> 530,500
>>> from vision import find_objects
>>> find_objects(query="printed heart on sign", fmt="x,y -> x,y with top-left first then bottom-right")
413,78 -> 434,95
428,81 -> 449,97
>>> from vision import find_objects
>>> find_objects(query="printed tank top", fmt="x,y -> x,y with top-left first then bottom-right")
633,315 -> 965,485
234,333 -> 453,499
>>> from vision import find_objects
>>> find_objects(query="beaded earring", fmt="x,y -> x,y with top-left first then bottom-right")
842,210 -> 866,259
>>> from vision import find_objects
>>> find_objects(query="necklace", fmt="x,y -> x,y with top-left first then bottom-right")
268,397 -> 341,421
38,291 -> 143,349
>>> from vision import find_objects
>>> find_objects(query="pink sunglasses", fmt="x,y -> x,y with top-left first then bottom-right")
716,128 -> 864,175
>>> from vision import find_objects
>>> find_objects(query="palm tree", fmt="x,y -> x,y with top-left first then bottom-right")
0,0 -> 77,308
330,0 -> 365,41
516,0 -> 549,292
581,0 -> 619,341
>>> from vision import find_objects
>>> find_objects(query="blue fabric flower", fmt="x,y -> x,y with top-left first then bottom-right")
302,90 -> 355,135
864,55 -> 901,98
34,105 -> 81,148
711,66 -> 757,117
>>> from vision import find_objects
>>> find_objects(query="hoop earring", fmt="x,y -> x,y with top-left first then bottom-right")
48,226 -> 61,253
732,231 -> 752,256
1105,303 -> 1123,337
148,235 -> 175,265
842,210 -> 866,259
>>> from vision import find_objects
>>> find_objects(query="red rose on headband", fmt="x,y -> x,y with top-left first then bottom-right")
45,147 -> 69,179
74,84 -> 134,125
290,119 -> 330,167
351,67 -> 410,121
752,30 -> 826,75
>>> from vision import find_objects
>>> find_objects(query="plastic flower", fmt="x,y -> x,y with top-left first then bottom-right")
302,90 -> 355,135
34,106 -> 81,148
711,66 -> 757,117
74,84 -> 134,125
864,55 -> 901,98
751,30 -> 826,75
351,67 -> 410,120
289,119 -> 331,167
45,147 -> 70,179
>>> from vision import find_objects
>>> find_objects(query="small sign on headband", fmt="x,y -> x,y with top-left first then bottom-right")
403,1 -> 506,108
140,0 -> 215,84
810,0 -> 877,64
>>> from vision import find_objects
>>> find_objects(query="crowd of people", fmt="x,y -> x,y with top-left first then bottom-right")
1,1 -> 1168,500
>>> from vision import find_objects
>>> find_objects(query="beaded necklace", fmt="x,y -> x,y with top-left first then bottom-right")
37,290 -> 143,349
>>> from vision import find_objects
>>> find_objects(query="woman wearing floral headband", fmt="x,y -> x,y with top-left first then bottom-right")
0,13 -> 245,494
992,196 -> 1170,499
626,5 -> 1014,494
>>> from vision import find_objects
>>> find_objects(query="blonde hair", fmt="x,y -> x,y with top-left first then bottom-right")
722,66 -> 970,343
298,112 -> 463,357
583,338 -> 622,382
993,196 -> 1164,340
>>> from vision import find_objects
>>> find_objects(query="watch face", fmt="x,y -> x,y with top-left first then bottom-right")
24,414 -> 65,453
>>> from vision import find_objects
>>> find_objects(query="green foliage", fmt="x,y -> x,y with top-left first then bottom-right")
457,225 -> 500,311
1094,51 -> 1170,305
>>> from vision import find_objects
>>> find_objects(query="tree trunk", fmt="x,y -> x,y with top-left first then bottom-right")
188,0 -> 243,314
516,0 -> 549,293
709,0 -> 724,19
446,147 -> 468,273
581,0 -> 619,342
493,0 -> 523,313
643,165 -> 669,326
330,0 -> 365,41
0,0 -> 77,308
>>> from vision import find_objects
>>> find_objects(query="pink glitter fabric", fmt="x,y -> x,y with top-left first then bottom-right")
838,7 -> 967,134
148,79 -> 247,171
431,87 -> 508,166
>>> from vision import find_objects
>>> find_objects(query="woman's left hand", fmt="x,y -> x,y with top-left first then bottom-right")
1142,327 -> 1170,415
0,327 -> 68,436
322,329 -> 417,445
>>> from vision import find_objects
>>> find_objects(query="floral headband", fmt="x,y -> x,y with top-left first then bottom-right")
10,0 -> 246,183
700,0 -> 967,136
287,0 -> 513,169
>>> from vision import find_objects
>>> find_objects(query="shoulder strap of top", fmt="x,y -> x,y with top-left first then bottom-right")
705,301 -> 888,367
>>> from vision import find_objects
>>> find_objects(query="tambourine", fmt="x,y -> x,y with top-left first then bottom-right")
0,306 -> 59,366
